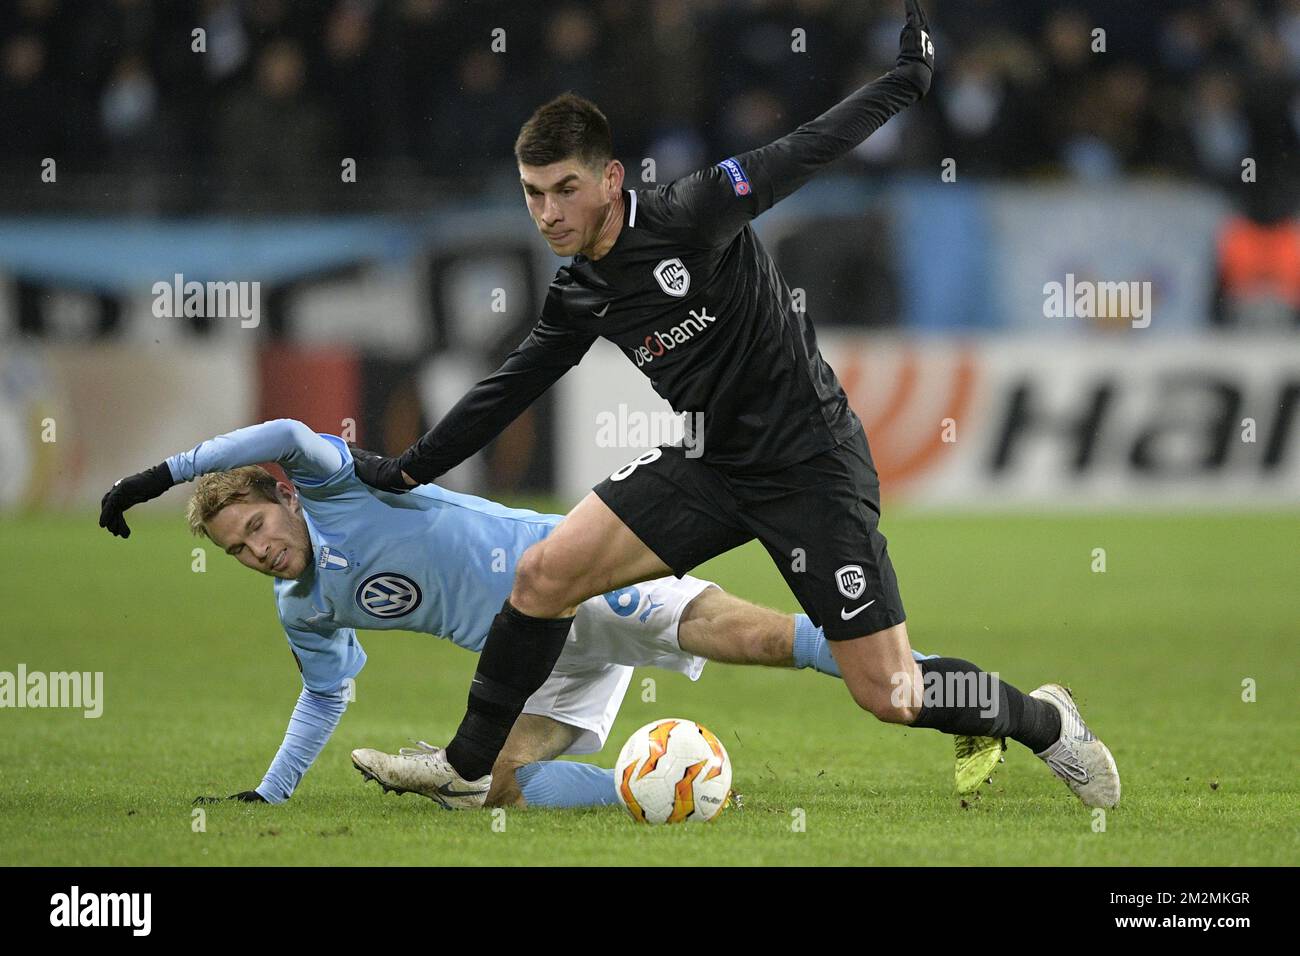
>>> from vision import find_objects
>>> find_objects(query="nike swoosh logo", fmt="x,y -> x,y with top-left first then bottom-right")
437,782 -> 488,798
840,599 -> 876,620
592,302 -> 610,317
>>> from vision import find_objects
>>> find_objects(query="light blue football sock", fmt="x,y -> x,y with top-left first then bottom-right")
792,614 -> 937,679
516,761 -> 619,808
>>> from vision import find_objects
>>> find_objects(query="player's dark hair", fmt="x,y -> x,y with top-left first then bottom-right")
514,92 -> 613,171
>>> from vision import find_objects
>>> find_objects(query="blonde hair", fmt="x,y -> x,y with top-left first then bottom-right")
187,465 -> 281,539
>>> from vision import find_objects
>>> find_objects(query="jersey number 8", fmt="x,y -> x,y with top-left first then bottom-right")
609,448 -> 664,482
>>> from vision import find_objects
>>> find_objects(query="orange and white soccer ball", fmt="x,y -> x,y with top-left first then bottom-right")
614,718 -> 732,824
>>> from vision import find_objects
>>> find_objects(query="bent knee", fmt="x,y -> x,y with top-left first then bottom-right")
511,543 -> 548,596
512,538 -> 595,613
846,681 -> 920,725
510,543 -> 580,615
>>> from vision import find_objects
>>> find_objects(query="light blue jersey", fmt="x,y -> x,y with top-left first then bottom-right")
168,419 -> 561,695
164,418 -> 910,805
166,418 -> 577,802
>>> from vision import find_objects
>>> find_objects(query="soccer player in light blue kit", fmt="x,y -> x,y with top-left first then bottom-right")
99,418 -> 937,809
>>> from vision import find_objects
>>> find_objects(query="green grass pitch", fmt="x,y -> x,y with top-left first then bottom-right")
1,509 -> 1296,866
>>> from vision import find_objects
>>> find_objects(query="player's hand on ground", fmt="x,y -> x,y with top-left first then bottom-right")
895,0 -> 935,97
348,444 -> 416,493
191,790 -> 267,805
97,463 -> 175,539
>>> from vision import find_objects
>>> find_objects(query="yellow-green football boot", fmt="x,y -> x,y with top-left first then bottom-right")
955,734 -> 1006,797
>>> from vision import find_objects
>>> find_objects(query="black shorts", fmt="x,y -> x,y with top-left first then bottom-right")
592,429 -> 905,640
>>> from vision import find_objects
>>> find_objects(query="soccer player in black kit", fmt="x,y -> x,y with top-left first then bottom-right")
353,1 -> 1120,810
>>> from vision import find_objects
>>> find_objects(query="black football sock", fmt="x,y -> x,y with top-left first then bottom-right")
909,657 -> 1062,753
444,601 -> 575,780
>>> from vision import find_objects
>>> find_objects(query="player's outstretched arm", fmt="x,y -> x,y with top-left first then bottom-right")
247,684 -> 350,804
669,0 -> 935,247
353,307 -> 597,492
192,684 -> 347,806
98,418 -> 344,538
165,418 -> 344,486
193,619 -> 361,805
894,0 -> 936,96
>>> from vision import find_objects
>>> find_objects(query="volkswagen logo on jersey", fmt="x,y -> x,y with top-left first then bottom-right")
355,573 -> 422,618
653,258 -> 691,297
835,564 -> 866,601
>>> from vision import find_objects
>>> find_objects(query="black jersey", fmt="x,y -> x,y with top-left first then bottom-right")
398,70 -> 923,482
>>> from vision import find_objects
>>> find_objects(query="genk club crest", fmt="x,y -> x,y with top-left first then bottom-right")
653,258 -> 691,297
835,564 -> 866,601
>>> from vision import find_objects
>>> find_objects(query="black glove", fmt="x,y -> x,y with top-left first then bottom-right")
895,0 -> 935,97
192,790 -> 267,805
98,463 -> 175,539
348,444 -> 413,493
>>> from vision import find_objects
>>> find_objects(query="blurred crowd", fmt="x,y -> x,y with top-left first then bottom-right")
1,0 -> 1298,213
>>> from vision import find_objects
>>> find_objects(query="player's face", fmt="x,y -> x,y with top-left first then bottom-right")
204,483 -> 313,580
520,157 -> 619,256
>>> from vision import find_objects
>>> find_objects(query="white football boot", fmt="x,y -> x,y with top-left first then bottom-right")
351,741 -> 491,810
1030,684 -> 1120,808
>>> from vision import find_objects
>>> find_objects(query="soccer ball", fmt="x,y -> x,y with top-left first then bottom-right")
613,718 -> 732,824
